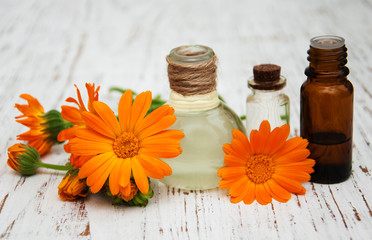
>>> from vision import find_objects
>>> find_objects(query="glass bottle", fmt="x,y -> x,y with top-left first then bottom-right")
300,35 -> 353,184
159,45 -> 245,190
246,64 -> 290,134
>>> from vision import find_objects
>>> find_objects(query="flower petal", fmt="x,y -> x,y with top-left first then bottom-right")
274,149 -> 311,165
272,174 -> 306,195
69,138 -> 113,156
243,182 -> 256,204
137,115 -> 176,141
78,152 -> 115,178
89,157 -> 118,193
138,154 -> 172,177
75,128 -> 114,144
118,90 -> 133,133
93,101 -> 121,136
255,184 -> 272,205
129,91 -> 152,131
119,157 -> 131,187
131,156 -> 149,194
109,159 -> 122,195
82,111 -> 116,139
263,124 -> 290,155
273,137 -> 309,158
264,179 -> 291,203
230,180 -> 251,204
232,129 -> 253,156
134,105 -> 174,135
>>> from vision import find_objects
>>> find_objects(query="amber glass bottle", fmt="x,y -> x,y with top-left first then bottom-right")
300,35 -> 353,184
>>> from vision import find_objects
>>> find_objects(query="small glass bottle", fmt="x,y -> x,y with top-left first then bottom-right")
300,35 -> 353,184
246,64 -> 290,134
159,45 -> 245,190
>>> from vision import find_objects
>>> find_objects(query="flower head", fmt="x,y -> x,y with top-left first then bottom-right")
58,172 -> 89,201
218,121 -> 315,205
15,94 -> 72,155
67,90 -> 184,196
58,83 -> 100,167
7,143 -> 41,176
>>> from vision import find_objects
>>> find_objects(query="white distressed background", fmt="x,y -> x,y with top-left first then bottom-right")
0,0 -> 371,239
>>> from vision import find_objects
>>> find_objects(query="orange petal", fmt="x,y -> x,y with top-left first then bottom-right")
138,154 -> 172,177
232,129 -> 253,156
58,126 -> 81,141
134,105 -> 174,135
118,90 -> 133,133
264,179 -> 291,203
93,101 -> 121,136
138,146 -> 182,159
78,152 -> 115,178
129,91 -> 152,131
280,159 -> 316,174
243,182 -> 256,204
230,180 -> 251,204
231,139 -> 250,160
137,115 -> 176,141
263,124 -> 290,155
82,112 -> 116,139
109,160 -> 122,195
274,149 -> 311,165
275,168 -> 311,182
273,137 -> 309,158
89,157 -> 117,193
222,144 -> 247,160
143,130 -> 184,142
219,176 -> 243,189
75,128 -> 114,144
131,156 -> 149,194
217,167 -> 246,179
255,184 -> 272,205
228,176 -> 248,196
137,155 -> 171,179
60,106 -> 84,125
224,155 -> 246,167
119,157 -> 131,187
69,138 -> 113,156
140,139 -> 181,149
272,174 -> 306,195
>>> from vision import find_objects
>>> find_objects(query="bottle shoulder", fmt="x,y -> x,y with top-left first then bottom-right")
301,78 -> 353,96
173,102 -> 246,134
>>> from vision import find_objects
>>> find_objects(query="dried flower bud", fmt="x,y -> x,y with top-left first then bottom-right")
58,172 -> 88,201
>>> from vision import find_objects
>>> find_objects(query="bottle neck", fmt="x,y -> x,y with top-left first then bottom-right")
169,90 -> 220,112
305,36 -> 349,81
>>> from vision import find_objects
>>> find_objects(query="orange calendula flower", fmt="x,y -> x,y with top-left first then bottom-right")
218,120 -> 315,205
67,90 -> 184,195
58,83 -> 100,167
58,173 -> 89,201
15,94 -> 51,155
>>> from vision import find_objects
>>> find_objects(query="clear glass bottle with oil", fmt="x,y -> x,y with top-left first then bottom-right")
246,64 -> 290,134
300,35 -> 353,184
159,45 -> 245,190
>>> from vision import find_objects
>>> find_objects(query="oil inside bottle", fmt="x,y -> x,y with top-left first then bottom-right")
308,132 -> 352,184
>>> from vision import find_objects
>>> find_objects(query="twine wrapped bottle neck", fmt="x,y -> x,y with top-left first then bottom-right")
166,45 -> 218,96
167,45 -> 220,111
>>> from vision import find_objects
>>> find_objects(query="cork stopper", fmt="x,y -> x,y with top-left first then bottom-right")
248,64 -> 286,90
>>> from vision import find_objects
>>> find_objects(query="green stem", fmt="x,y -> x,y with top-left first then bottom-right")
38,162 -> 73,171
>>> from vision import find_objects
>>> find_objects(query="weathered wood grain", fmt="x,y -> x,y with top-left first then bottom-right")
0,0 -> 372,239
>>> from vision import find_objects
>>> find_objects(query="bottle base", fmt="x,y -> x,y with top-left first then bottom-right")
310,163 -> 351,184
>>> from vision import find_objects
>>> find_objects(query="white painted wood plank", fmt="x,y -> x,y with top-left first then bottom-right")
0,0 -> 372,239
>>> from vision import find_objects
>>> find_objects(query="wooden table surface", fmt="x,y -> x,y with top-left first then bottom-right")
1,0 -> 372,239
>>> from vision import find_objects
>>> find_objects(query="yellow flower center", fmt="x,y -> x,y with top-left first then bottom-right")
113,132 -> 139,158
246,154 -> 275,184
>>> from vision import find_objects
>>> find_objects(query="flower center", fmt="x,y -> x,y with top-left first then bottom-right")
113,132 -> 139,158
245,154 -> 275,184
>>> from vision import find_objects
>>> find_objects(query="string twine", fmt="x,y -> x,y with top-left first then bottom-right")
166,55 -> 218,96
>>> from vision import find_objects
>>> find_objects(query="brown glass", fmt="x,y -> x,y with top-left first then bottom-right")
300,36 -> 353,184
